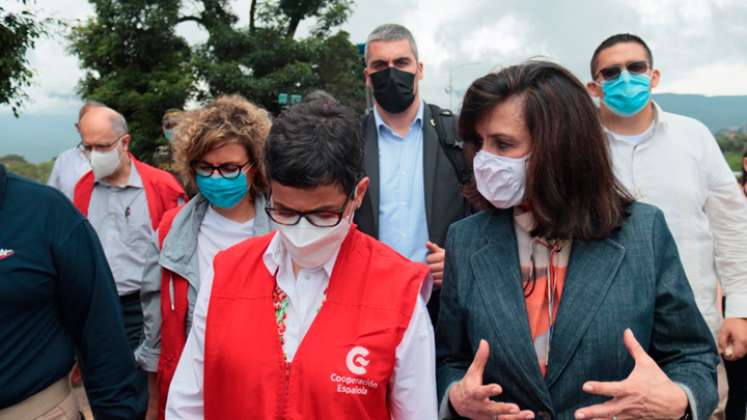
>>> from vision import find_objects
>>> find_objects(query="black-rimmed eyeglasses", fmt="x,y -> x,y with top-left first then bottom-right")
265,194 -> 352,228
192,161 -> 252,180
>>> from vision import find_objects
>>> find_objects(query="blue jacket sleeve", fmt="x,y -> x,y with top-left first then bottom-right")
53,218 -> 138,420
435,224 -> 472,408
650,209 -> 719,420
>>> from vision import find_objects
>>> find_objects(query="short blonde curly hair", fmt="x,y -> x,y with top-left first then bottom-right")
172,95 -> 271,195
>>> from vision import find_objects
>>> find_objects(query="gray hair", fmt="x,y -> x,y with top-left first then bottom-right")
110,111 -> 129,137
364,24 -> 419,64
303,89 -> 337,104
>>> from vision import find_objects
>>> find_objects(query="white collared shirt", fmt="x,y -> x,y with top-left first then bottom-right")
166,231 -> 438,419
606,102 -> 747,334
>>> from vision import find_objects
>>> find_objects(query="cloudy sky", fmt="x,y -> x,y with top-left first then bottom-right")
2,0 -> 747,116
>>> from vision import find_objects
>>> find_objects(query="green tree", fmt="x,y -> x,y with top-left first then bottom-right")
187,0 -> 365,115
69,0 -> 194,161
0,0 -> 48,116
716,131 -> 747,173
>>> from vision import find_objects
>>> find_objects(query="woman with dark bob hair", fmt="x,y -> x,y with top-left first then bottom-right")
436,61 -> 718,420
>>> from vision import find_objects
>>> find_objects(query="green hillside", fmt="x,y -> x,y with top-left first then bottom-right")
1,154 -> 53,183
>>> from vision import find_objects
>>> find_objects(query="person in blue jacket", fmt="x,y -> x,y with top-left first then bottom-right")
0,163 -> 137,419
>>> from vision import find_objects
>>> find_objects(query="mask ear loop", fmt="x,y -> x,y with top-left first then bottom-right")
545,240 -> 563,370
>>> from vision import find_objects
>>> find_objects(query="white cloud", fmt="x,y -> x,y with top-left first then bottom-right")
460,15 -> 535,61
2,0 -> 747,117
658,62 -> 747,96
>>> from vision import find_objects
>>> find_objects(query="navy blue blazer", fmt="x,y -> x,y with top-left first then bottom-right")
436,202 -> 718,420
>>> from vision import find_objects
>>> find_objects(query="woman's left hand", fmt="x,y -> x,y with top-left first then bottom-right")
574,329 -> 688,420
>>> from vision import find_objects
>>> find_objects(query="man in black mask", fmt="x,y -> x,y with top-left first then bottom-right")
356,23 -> 471,324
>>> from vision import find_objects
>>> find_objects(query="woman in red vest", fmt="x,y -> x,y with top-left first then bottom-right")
165,99 -> 438,419
142,95 -> 274,419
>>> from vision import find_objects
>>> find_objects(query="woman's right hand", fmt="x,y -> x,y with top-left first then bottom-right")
448,340 -> 535,420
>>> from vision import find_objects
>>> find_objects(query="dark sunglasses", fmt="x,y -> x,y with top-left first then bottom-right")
596,60 -> 649,81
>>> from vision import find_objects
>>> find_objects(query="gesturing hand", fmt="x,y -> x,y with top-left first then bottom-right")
574,329 -> 688,420
426,241 -> 445,288
449,339 -> 535,420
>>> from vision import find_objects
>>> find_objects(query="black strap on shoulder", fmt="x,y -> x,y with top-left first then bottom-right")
428,104 -> 471,185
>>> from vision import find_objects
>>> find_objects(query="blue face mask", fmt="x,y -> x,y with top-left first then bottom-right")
601,71 -> 651,117
195,173 -> 249,209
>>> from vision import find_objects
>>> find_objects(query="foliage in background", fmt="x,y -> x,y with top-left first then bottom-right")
0,0 -> 49,116
68,0 -> 195,161
1,154 -> 53,182
68,0 -> 365,163
716,131 -> 747,173
186,0 -> 365,115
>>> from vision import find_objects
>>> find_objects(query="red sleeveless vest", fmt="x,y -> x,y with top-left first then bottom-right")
73,154 -> 186,230
203,227 -> 426,419
154,206 -> 189,420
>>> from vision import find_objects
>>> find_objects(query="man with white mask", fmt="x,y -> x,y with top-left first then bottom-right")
166,98 -> 437,419
73,106 -> 186,420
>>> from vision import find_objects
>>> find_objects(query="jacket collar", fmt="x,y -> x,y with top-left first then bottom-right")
470,209 -> 626,408
160,193 -> 273,287
470,209 -> 553,409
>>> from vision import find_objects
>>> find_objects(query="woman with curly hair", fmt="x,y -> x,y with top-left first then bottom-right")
140,95 -> 274,419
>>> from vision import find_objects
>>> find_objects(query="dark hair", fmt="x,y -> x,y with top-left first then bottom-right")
742,143 -> 747,187
590,33 -> 653,79
265,99 -> 364,194
459,60 -> 634,241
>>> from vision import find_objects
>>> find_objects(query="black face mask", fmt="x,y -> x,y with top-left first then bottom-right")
370,67 -> 416,114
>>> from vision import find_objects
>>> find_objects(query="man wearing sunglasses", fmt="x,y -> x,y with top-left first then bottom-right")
166,99 -> 437,419
588,33 -> 747,420
73,106 -> 186,420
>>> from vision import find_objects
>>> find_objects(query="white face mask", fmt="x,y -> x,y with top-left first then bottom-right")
473,149 -> 528,209
277,211 -> 353,269
89,141 -> 122,180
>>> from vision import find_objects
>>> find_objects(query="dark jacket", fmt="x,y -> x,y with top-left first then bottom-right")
436,202 -> 719,420
0,164 -> 137,419
355,103 -> 470,321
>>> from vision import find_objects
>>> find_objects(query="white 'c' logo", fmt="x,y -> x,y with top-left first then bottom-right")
345,346 -> 370,375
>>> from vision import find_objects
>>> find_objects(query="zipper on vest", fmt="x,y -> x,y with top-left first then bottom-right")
277,361 -> 291,419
